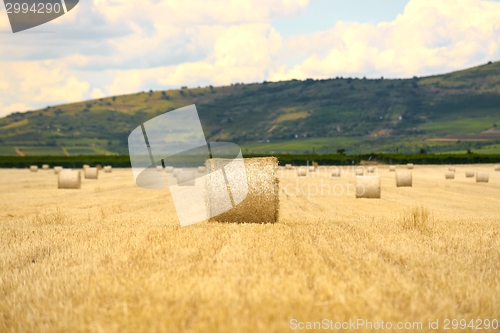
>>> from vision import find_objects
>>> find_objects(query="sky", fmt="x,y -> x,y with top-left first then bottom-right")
0,0 -> 500,117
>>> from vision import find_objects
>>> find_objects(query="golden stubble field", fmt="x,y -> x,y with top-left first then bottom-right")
1,165 -> 499,332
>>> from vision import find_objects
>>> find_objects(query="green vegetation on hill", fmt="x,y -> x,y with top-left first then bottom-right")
1,61 -> 500,155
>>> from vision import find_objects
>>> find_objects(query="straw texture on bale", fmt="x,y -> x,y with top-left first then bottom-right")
297,168 -> 307,177
285,164 -> 292,169
355,169 -> 364,176
355,176 -> 380,199
165,166 -> 174,173
206,157 -> 279,224
445,171 -> 455,179
173,168 -> 182,177
42,164 -> 50,170
84,167 -> 99,180
495,165 -> 500,171
389,165 -> 396,172
448,167 -> 456,172
476,172 -> 489,183
465,170 -> 475,178
54,166 -> 63,175
331,169 -> 340,177
178,170 -> 196,186
367,166 -> 376,173
156,165 -> 163,172
58,170 -> 81,189
308,166 -> 315,172
396,172 -> 412,187
83,164 -> 89,169
30,165 -> 38,172
407,163 -> 414,169
198,166 -> 205,173
104,166 -> 112,173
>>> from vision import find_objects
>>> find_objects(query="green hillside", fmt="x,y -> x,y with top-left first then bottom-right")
1,61 -> 500,155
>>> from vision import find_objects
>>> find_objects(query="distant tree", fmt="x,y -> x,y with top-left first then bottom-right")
112,96 -> 116,102
419,148 -> 427,154
467,149 -> 473,154
337,148 -> 346,155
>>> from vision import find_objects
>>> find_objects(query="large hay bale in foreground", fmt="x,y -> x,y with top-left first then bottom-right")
297,168 -> 307,177
355,176 -> 380,199
206,157 -> 279,223
407,163 -> 414,169
389,165 -> 396,172
476,172 -> 489,183
54,166 -> 63,175
178,170 -> 196,186
396,171 -> 412,187
30,165 -> 38,172
465,170 -> 475,178
42,164 -> 50,170
104,166 -> 112,173
84,167 -> 99,179
285,164 -> 292,169
445,171 -> 455,179
58,170 -> 81,189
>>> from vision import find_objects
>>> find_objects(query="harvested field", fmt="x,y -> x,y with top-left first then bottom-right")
1,165 -> 499,332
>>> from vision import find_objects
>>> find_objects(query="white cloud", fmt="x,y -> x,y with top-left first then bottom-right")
270,0 -> 500,80
1,0 -> 500,117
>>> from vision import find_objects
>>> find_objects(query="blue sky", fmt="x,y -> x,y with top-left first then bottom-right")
1,0 -> 500,116
272,0 -> 410,38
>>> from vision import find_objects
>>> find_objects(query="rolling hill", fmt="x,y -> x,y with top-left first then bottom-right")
1,61 -> 500,156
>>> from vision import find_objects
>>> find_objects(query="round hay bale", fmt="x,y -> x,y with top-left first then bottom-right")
206,157 -> 279,223
355,168 -> 364,176
396,171 -> 412,187
495,165 -> 500,171
297,167 -> 307,177
173,168 -> 183,177
84,167 -> 99,180
58,170 -> 81,189
285,164 -> 292,169
355,176 -> 380,199
465,170 -> 475,178
331,169 -> 341,177
448,167 -> 456,172
178,170 -> 196,186
476,172 -> 489,183
407,163 -> 414,169
308,166 -> 315,172
312,162 -> 319,168
389,165 -> 396,172
103,166 -> 112,173
30,165 -> 38,172
54,166 -> 63,175
445,171 -> 455,179
198,166 -> 205,173
96,164 -> 103,170
42,164 -> 50,170
367,166 -> 377,174
83,164 -> 90,170
165,166 -> 174,173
